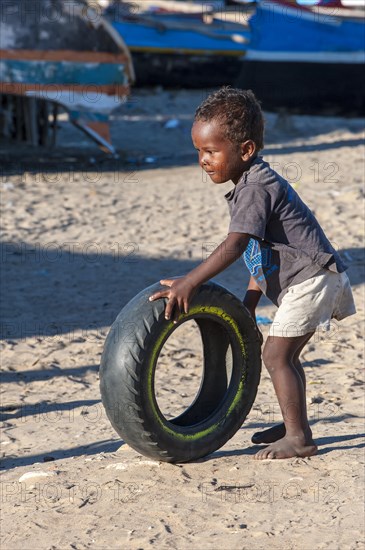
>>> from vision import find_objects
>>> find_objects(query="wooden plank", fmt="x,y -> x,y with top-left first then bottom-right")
0,49 -> 129,64
0,59 -> 127,86
0,83 -> 130,97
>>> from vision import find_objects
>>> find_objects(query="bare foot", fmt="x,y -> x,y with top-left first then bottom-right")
251,423 -> 286,444
253,434 -> 317,460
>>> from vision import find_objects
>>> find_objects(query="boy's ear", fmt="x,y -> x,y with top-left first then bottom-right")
240,140 -> 256,161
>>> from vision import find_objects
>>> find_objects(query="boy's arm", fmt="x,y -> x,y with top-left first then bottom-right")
243,276 -> 263,319
150,232 -> 249,322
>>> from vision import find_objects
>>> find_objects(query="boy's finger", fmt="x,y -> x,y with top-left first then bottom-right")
173,300 -> 183,324
160,279 -> 174,287
164,297 -> 177,320
149,290 -> 167,302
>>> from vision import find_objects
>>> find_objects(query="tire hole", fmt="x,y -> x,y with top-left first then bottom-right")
154,320 -> 203,420
154,318 -> 233,423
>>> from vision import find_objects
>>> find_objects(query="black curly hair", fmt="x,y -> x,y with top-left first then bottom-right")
194,87 -> 264,151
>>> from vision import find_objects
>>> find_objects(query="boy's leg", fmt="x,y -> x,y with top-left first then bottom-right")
251,333 -> 312,444
254,332 -> 317,460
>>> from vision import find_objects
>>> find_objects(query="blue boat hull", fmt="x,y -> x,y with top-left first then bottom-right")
112,18 -> 249,56
110,13 -> 249,87
247,3 -> 364,55
236,2 -> 365,114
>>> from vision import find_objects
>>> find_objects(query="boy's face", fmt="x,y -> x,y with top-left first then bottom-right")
191,120 -> 252,185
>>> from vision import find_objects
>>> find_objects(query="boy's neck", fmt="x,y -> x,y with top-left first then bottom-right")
232,154 -> 259,185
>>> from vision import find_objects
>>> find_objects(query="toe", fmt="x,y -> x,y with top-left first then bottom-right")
254,448 -> 269,460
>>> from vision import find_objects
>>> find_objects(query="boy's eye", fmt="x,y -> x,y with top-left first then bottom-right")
195,149 -> 216,155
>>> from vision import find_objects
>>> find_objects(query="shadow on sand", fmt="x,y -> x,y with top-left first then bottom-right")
0,439 -> 123,471
2,241 -> 363,340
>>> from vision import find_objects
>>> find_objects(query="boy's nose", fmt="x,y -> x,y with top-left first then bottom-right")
199,152 -> 209,167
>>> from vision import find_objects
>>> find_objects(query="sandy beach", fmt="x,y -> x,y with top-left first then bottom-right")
1,89 -> 364,549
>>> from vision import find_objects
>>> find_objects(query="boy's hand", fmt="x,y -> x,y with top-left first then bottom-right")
149,234 -> 250,324
149,277 -> 197,323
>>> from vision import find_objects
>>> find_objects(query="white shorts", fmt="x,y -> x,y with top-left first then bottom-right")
268,269 -> 356,338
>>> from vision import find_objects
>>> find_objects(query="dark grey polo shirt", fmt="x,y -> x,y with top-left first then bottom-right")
225,156 -> 346,306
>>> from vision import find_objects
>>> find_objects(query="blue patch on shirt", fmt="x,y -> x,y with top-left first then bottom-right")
243,238 -> 279,281
243,238 -> 269,276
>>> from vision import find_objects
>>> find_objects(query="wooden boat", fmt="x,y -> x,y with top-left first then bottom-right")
106,1 -> 251,87
236,0 -> 365,114
0,0 -> 135,154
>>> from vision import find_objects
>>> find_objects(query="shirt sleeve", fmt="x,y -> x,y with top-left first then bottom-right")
228,184 -> 272,239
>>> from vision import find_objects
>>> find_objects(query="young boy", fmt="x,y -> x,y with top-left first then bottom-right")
149,87 -> 356,459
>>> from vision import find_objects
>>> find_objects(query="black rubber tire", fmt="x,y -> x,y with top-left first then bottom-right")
100,281 -> 262,463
